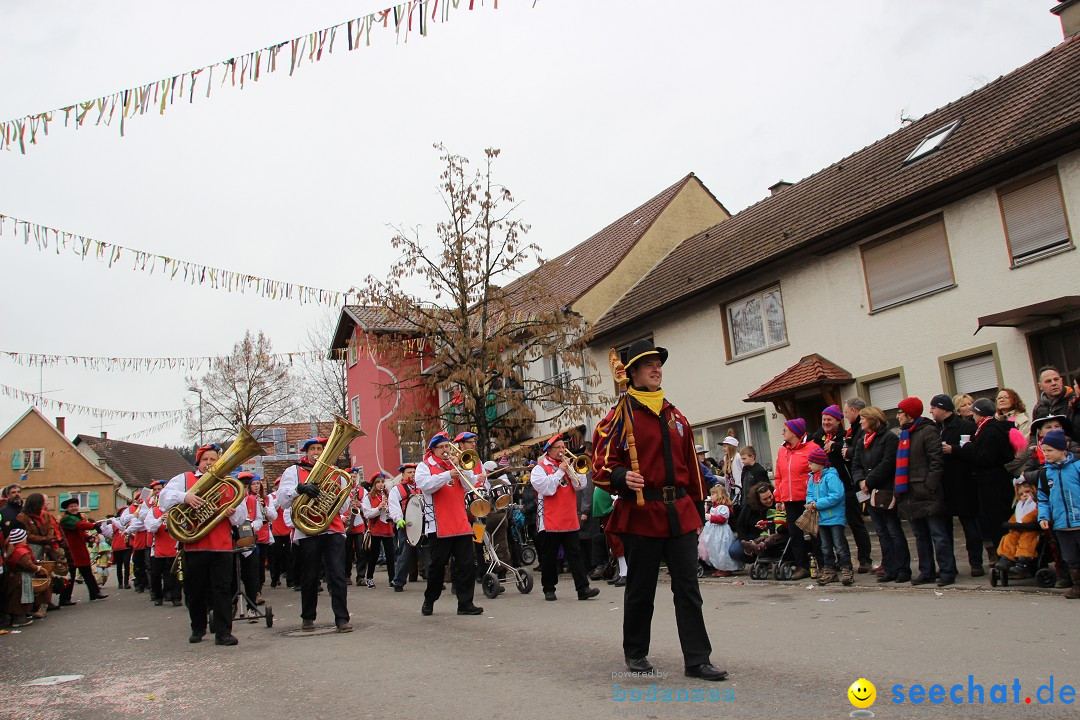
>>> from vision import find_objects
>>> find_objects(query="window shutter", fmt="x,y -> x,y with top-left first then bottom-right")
58,492 -> 69,504
868,376 -> 904,411
863,220 -> 953,310
11,450 -> 22,470
952,354 -> 998,395
89,492 -> 100,510
1000,175 -> 1070,262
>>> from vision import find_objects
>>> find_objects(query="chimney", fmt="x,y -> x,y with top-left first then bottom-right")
100,431 -> 108,439
1053,0 -> 1080,37
768,180 -> 793,197
55,417 -> 66,435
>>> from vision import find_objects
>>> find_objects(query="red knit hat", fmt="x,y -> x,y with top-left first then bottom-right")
897,397 -> 923,418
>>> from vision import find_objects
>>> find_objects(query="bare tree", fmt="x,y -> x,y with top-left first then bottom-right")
297,307 -> 349,420
185,330 -> 304,440
359,144 -> 598,455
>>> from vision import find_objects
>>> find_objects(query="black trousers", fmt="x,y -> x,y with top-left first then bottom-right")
948,514 -> 984,567
844,489 -> 873,565
112,549 -> 131,586
366,535 -> 395,582
239,550 -> 261,610
538,530 -> 590,594
784,500 -> 810,569
59,564 -> 101,602
424,534 -> 476,608
297,534 -> 349,624
149,555 -> 182,602
256,542 -> 269,590
290,539 -> 304,587
620,531 -> 712,667
182,551 -> 233,638
132,547 -> 150,589
347,533 -> 367,581
270,534 -> 291,585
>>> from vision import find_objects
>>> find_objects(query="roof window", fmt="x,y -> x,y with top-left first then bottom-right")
902,119 -> 962,165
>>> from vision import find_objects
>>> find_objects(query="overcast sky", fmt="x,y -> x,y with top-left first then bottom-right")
0,1 -> 1065,446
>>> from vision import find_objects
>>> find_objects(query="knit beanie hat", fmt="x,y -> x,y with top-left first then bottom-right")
784,418 -> 807,438
897,397 -> 923,418
1042,430 -> 1068,452
971,398 -> 996,417
808,448 -> 830,467
822,405 -> 843,421
8,528 -> 27,543
929,394 -> 954,412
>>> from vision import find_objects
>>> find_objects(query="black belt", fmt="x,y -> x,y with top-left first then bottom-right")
631,487 -> 688,504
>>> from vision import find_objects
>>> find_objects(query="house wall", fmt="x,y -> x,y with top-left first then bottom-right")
73,444 -> 136,509
2,410 -> 118,517
589,149 -> 1080,464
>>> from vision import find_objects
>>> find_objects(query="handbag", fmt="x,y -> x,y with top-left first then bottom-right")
795,505 -> 819,535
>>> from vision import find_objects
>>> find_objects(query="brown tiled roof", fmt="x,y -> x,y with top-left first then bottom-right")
503,173 -> 703,315
593,36 -> 1080,337
745,355 -> 853,402
74,435 -> 194,489
330,306 -> 424,351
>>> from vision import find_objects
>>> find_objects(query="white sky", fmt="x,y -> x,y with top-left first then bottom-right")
0,1 -> 1065,445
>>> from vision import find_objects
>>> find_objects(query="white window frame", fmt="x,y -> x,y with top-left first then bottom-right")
903,119 -> 962,165
71,491 -> 91,511
725,286 -> 788,360
350,396 -> 361,428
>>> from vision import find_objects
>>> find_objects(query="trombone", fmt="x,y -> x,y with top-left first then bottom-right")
448,443 -> 490,517
448,444 -> 480,473
562,449 -> 592,475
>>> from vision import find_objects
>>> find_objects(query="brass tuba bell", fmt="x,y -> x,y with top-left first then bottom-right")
291,416 -> 366,535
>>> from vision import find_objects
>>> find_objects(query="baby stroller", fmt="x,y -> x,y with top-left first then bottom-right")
508,504 -> 537,566
989,530 -> 1058,588
747,533 -> 797,580
479,509 -> 534,599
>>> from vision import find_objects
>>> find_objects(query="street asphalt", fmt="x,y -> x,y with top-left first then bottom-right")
1,563 -> 1078,720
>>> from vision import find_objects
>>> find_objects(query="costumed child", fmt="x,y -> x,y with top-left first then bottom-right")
805,447 -> 853,586
1037,430 -> 1080,599
995,480 -> 1041,577
699,484 -> 741,576
4,528 -> 48,627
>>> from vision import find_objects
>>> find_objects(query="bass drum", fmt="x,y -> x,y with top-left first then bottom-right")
404,494 -> 427,547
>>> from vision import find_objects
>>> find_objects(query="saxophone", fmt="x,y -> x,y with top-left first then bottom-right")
165,428 -> 263,543
291,416 -> 366,535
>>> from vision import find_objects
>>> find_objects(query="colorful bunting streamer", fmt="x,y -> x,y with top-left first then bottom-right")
117,416 -> 184,440
0,1 -> 514,154
0,213 -> 357,306
0,382 -> 184,421
1,349 -> 340,373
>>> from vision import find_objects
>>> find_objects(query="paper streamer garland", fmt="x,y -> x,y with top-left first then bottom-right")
117,416 -> 184,441
0,0 -> 520,154
0,213 -> 356,306
2,349 -> 337,373
1,382 -> 184,420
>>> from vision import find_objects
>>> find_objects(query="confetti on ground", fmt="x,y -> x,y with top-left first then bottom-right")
23,675 -> 84,687
818,598 -> 835,602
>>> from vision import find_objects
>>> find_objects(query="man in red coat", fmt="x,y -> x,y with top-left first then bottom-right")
58,498 -> 108,604
592,339 -> 726,681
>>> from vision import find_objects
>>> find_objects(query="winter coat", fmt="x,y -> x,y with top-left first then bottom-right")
811,428 -> 852,488
577,476 -> 600,540
936,412 -> 979,517
957,417 -> 1017,532
1032,387 -> 1075,424
806,467 -> 846,526
896,419 -> 946,520
774,438 -> 822,503
1037,454 -> 1080,531
741,463 -> 770,490
851,428 -> 900,509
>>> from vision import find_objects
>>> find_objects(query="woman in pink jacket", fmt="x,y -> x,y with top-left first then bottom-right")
774,418 -> 821,580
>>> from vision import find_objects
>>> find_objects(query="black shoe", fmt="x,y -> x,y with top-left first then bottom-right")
606,576 -> 620,585
215,634 -> 239,646
135,587 -> 145,594
123,583 -> 131,589
877,574 -> 896,583
613,576 -> 626,587
544,591 -> 557,601
154,599 -> 164,606
910,576 -> 935,586
895,574 -> 912,584
625,657 -> 654,673
578,587 -> 600,600
47,603 -> 61,611
189,632 -> 205,644
270,581 -> 279,588
457,605 -> 484,615
936,576 -> 955,587
301,620 -> 316,631
394,585 -> 404,593
171,600 -> 182,607
293,585 -> 301,592
421,602 -> 434,616
91,594 -> 108,601
685,663 -> 728,681
59,600 -> 78,607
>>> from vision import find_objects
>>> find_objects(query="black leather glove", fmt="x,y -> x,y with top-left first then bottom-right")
296,483 -> 320,498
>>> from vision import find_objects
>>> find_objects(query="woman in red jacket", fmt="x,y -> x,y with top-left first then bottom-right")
773,418 -> 821,580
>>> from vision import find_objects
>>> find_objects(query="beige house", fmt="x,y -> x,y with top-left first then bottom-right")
1,408 -> 119,517
589,32 -> 1080,468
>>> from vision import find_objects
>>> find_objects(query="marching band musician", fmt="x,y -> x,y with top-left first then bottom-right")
415,433 -> 486,617
275,438 -> 353,633
345,474 -> 367,586
531,434 -> 599,602
108,512 -> 132,590
142,489 -> 182,607
388,463 -> 420,592
158,443 -> 249,646
360,473 -> 395,588
457,433 -> 493,576
591,339 -> 726,681
267,478 -> 292,589
237,473 -> 264,612
250,475 -> 275,596
124,490 -> 151,594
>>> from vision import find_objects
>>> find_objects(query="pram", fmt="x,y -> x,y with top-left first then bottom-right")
508,504 -> 537,566
746,533 -> 796,580
989,530 -> 1058,588
479,508 -> 534,599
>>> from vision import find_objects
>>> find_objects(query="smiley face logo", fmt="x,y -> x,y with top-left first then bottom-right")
848,678 -> 876,709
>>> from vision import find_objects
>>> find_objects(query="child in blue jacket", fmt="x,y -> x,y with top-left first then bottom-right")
1037,430 -> 1080,599
806,447 -> 852,586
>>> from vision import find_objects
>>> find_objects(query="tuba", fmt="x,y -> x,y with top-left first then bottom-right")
165,428 -> 263,544
291,416 -> 366,535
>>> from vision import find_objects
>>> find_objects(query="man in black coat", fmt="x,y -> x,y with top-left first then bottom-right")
929,394 -> 983,576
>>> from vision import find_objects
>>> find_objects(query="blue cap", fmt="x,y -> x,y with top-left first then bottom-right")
302,437 -> 327,451
454,432 -> 477,443
428,433 -> 451,450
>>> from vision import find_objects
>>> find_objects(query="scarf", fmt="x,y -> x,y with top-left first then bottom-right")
894,417 -> 925,494
628,387 -> 665,415
974,415 -> 992,438
862,431 -> 877,449
424,451 -> 456,474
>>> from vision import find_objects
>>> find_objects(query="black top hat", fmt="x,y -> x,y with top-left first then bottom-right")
624,339 -> 668,371
61,497 -> 80,509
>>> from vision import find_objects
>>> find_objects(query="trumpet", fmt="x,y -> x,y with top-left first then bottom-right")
562,449 -> 592,475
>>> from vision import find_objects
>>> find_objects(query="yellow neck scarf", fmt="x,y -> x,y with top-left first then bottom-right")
628,387 -> 665,415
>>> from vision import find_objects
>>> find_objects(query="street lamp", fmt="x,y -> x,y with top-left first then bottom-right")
189,387 -> 204,446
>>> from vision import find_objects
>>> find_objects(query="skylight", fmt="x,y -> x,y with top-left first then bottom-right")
903,119 -> 963,165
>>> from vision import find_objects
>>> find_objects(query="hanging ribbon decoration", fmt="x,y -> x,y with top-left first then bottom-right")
0,1 -> 516,154
1,348 -> 346,373
117,416 -> 184,440
0,213 -> 358,306
0,382 -> 184,420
